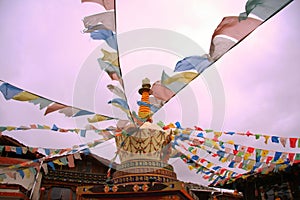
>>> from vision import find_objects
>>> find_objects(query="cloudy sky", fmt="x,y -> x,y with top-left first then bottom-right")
0,0 -> 299,185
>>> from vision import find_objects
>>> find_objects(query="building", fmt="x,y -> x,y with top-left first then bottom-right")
40,153 -> 116,200
213,163 -> 300,200
0,135 -> 42,199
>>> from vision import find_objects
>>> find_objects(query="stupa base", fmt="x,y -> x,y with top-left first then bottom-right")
76,181 -> 195,200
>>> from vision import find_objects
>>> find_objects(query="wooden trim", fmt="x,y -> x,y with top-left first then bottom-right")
0,191 -> 28,199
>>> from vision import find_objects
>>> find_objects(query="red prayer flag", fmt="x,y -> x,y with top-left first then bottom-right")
247,147 -> 255,153
288,153 -> 295,163
210,16 -> 262,60
266,156 -> 273,164
5,146 -> 11,152
219,168 -> 226,175
194,126 -> 203,131
212,17 -> 262,41
44,103 -> 67,115
290,138 -> 298,148
30,124 -> 37,129
238,162 -> 243,168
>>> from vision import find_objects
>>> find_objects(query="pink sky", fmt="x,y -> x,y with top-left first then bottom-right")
0,0 -> 299,185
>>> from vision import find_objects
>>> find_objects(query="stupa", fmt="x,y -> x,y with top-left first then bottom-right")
76,79 -> 195,199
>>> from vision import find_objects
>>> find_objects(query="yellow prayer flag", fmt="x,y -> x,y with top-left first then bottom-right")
182,129 -> 190,134
206,162 -> 213,168
88,114 -> 110,123
12,91 -> 39,101
188,165 -> 194,170
101,49 -> 119,67
171,135 -> 175,140
53,159 -> 64,165
23,168 -> 31,178
43,125 -> 51,129
244,152 -> 251,160
191,148 -> 197,155
246,160 -> 255,171
264,135 -> 270,144
6,126 -> 16,131
241,175 -> 248,179
214,132 -> 222,138
227,140 -> 235,145
162,72 -> 198,85
276,158 -> 284,164
261,150 -> 269,157
168,123 -> 176,128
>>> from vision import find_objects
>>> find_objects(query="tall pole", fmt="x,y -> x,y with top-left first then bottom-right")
30,160 -> 43,199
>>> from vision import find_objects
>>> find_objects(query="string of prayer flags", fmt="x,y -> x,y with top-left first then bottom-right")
0,147 -> 90,175
0,81 -> 116,123
191,128 -> 300,149
133,0 -> 293,123
82,1 -> 137,123
171,125 -> 299,185
191,133 -> 294,166
0,145 -> 31,155
82,0 -> 122,81
0,135 -> 113,175
177,145 -> 242,184
0,124 -> 115,138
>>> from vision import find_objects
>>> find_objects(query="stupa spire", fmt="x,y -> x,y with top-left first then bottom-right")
138,78 -> 152,120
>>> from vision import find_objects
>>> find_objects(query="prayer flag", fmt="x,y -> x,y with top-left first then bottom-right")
90,29 -> 117,50
239,0 -> 293,21
84,11 -> 115,32
12,91 -> 39,101
0,82 -> 23,100
210,16 -> 262,60
150,81 -> 175,101
101,49 -> 119,67
271,136 -> 279,143
273,152 -> 282,162
290,138 -> 297,148
294,153 -> 300,164
174,55 -> 212,73
44,103 -> 67,115
67,154 -> 75,168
